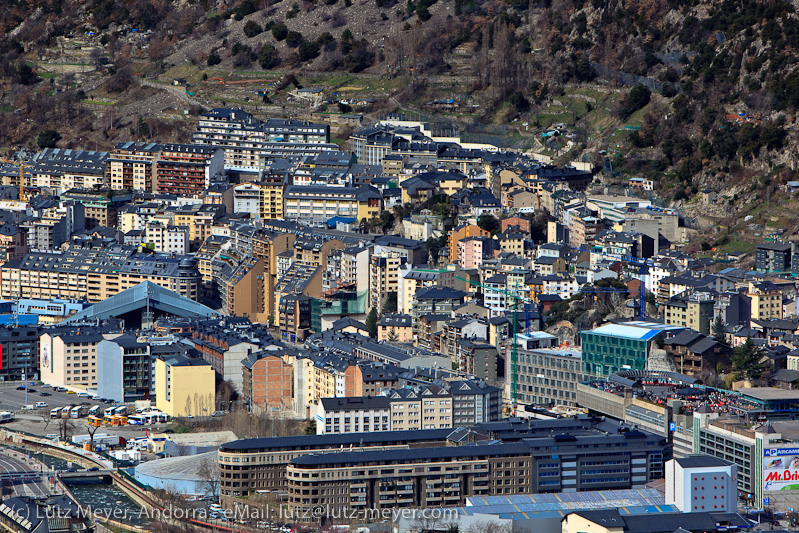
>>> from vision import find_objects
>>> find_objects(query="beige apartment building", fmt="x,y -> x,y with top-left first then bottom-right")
747,280 -> 783,321
388,387 -> 453,431
0,247 -> 201,303
40,331 -> 120,389
106,142 -> 161,191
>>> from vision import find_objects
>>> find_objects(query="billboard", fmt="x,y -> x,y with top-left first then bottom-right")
764,448 -> 799,491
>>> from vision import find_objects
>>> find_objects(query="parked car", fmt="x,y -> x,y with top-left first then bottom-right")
39,392 -> 51,397
15,386 -> 24,391
27,388 -> 36,393
87,467 -> 99,472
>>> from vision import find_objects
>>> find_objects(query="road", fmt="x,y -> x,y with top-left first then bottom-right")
0,451 -> 49,498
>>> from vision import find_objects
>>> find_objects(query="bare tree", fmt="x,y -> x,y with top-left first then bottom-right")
196,454 -> 220,499
58,418 -> 73,442
84,422 -> 101,451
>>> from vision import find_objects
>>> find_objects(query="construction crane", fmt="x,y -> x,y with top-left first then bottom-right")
456,266 -> 649,412
565,245 -> 655,320
456,275 -> 534,413
585,250 -> 655,321
0,158 -> 30,202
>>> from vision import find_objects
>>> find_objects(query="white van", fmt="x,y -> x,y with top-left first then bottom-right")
22,404 -> 35,411
35,402 -> 48,408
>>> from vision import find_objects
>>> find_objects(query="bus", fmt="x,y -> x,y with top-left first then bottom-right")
112,406 -> 127,416
143,412 -> 168,424
127,415 -> 144,425
50,407 -> 63,419
103,412 -> 116,425
61,406 -> 74,418
70,406 -> 88,419
88,416 -> 103,427
0,412 -> 15,423
88,405 -> 101,417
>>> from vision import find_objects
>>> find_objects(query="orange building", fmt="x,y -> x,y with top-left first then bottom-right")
448,224 -> 489,266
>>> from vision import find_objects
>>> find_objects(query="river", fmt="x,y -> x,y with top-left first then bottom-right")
15,447 -> 150,527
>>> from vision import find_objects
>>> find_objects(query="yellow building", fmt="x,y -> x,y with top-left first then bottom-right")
154,355 -> 215,418
258,179 -> 284,220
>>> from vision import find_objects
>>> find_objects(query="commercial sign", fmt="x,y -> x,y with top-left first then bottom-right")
764,448 -> 799,491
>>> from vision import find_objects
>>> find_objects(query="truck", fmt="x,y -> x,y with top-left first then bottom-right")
0,412 -> 15,423
71,434 -> 125,448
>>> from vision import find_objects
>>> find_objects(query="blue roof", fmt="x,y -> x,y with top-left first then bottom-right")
327,216 -> 357,228
587,322 -> 682,340
0,314 -> 39,326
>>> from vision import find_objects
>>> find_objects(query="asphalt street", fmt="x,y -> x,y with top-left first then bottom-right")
0,451 -> 49,498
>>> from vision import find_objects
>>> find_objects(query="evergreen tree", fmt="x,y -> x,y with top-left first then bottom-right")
366,309 -> 378,338
731,336 -> 766,380
712,315 -> 726,341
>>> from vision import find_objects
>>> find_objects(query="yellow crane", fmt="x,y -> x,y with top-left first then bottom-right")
0,158 -> 30,202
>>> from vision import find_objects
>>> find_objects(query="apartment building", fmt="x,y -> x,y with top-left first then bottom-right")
411,286 -> 467,328
40,331 -> 111,390
192,108 -> 329,170
210,249 -> 264,318
230,182 -> 260,217
0,246 -> 202,303
317,396 -> 390,434
257,178 -> 284,220
747,280 -> 783,320
368,253 -> 404,311
283,185 -> 382,224
96,335 -> 152,403
106,142 -> 162,191
218,417 -> 669,513
62,189 -> 129,229
661,292 -> 715,334
144,220 -> 189,254
0,327 -> 38,381
155,143 -> 224,197
290,355 -> 363,418
218,428 -> 457,503
388,387 -> 453,430
154,354 -> 215,418
282,417 -> 668,522
448,224 -> 490,266
29,148 -> 109,193
241,351 -> 294,412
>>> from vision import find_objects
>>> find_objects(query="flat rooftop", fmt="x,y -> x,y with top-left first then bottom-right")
461,488 -> 675,518
738,387 -> 799,401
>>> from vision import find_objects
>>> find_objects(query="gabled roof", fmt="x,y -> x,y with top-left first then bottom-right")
59,281 -> 219,324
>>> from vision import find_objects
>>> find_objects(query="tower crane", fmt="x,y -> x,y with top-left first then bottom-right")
456,266 -> 649,412
456,275 -> 534,413
583,249 -> 655,321
0,158 -> 31,202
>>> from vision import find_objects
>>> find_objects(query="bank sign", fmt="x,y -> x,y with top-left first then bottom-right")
764,448 -> 799,491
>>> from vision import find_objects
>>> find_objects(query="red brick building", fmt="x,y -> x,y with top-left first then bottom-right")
242,352 -> 294,412
155,144 -> 224,197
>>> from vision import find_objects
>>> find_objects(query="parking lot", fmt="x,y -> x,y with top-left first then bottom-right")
0,383 -> 109,413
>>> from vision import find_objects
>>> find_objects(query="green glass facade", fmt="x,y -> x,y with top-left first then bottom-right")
580,331 -> 649,377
